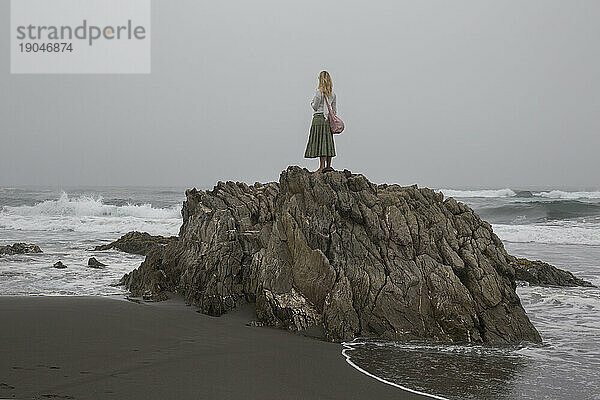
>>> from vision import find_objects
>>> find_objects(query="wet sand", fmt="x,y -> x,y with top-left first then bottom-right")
0,296 -> 428,399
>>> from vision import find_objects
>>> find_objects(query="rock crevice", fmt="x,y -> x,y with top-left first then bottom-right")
121,166 -> 542,344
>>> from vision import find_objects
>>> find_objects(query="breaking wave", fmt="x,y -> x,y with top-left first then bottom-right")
0,192 -> 182,235
533,190 -> 600,199
476,200 -> 600,225
2,192 -> 181,219
492,223 -> 600,246
441,188 -> 600,200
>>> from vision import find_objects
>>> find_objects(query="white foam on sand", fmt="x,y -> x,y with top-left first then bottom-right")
341,340 -> 450,400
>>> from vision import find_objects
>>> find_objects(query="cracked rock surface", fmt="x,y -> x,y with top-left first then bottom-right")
121,166 -> 542,344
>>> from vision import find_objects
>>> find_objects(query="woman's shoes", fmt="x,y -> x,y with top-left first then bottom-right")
312,167 -> 335,173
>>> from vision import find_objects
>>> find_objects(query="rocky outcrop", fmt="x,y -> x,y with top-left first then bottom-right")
88,257 -> 107,268
53,261 -> 67,269
121,166 -> 542,344
509,257 -> 595,287
0,243 -> 42,255
94,231 -> 176,255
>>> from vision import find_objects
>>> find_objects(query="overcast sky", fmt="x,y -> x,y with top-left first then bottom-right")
1,0 -> 599,189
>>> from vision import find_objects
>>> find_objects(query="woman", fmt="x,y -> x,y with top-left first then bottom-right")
305,70 -> 337,173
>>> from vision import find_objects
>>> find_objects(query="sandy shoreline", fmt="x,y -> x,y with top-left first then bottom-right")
0,295 -> 428,400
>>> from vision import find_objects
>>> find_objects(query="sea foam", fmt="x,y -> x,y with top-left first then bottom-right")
493,223 -> 600,246
0,192 -> 182,235
534,190 -> 600,199
439,188 -> 600,200
2,192 -> 181,219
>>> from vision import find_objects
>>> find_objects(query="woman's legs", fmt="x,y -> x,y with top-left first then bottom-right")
313,157 -> 326,173
313,156 -> 332,173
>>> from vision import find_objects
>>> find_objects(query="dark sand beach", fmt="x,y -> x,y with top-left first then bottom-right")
0,296 -> 427,400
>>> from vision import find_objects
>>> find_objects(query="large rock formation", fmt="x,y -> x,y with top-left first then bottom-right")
94,231 -> 176,255
121,167 -> 542,344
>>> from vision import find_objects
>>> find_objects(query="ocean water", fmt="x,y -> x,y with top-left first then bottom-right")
0,187 -> 184,295
1,186 -> 599,399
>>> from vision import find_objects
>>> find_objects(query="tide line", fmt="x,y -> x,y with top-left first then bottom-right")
341,339 -> 450,400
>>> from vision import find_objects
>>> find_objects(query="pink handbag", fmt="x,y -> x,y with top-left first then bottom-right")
324,94 -> 345,134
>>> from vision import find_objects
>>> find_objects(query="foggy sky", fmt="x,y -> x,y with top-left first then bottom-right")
1,0 -> 599,189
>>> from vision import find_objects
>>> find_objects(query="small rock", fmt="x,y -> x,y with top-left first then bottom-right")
142,291 -> 169,302
515,190 -> 534,198
53,261 -> 67,269
87,257 -> 106,268
246,320 -> 264,327
509,257 -> 595,287
94,231 -> 177,255
0,243 -> 42,256
125,296 -> 143,304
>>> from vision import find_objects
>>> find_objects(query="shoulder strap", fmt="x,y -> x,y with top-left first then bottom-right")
323,92 -> 333,114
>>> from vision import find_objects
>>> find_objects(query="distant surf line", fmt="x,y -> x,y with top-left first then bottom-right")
438,188 -> 600,199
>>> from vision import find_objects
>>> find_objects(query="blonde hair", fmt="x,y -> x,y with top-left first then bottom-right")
318,71 -> 333,98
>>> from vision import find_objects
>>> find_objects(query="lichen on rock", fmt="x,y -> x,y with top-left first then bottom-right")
121,166 -> 542,344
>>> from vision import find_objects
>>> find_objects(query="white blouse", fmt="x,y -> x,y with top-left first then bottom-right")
311,90 -> 337,119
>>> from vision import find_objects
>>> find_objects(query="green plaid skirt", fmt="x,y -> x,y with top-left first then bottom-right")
304,113 -> 336,158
